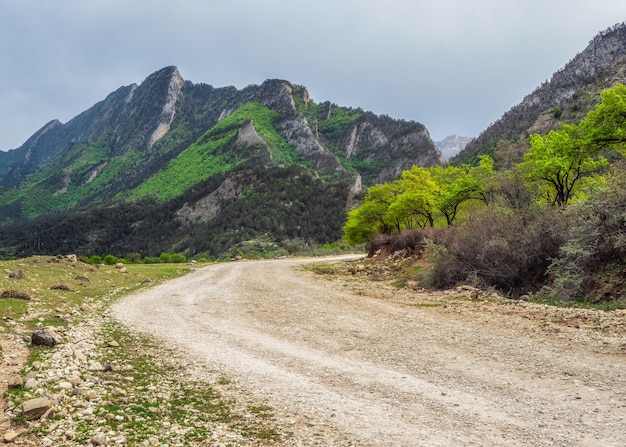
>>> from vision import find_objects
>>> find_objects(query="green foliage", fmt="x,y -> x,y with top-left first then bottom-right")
521,125 -> 608,206
521,84 -> 626,206
316,105 -> 363,141
343,157 -> 494,243
103,254 -> 118,265
159,252 -> 187,263
0,146 -> 144,219
187,165 -> 351,258
126,102 -> 300,202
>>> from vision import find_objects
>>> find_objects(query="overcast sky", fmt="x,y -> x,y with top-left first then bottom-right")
1,1 -> 626,150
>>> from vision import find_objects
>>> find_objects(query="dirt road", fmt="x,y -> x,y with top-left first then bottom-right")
112,257 -> 626,446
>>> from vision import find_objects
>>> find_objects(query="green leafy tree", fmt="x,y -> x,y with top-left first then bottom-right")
521,124 -> 608,206
387,166 -> 437,228
431,155 -> 493,225
521,84 -> 626,207
343,182 -> 401,244
579,83 -> 626,153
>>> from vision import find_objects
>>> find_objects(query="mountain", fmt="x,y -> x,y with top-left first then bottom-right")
435,135 -> 473,161
454,22 -> 626,164
0,66 -> 443,258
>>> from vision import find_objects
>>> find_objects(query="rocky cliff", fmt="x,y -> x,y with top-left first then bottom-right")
455,22 -> 626,163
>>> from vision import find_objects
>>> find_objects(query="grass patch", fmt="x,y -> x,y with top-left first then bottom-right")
1,256 -> 282,444
0,256 -> 189,332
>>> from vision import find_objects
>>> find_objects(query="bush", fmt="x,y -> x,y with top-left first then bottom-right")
367,230 -> 425,258
103,254 -> 119,265
426,208 -> 564,294
547,174 -> 626,302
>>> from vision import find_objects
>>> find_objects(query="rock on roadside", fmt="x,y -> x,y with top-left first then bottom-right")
31,328 -> 63,347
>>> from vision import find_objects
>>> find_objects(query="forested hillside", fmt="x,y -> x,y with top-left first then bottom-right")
0,67 -> 443,259
348,83 -> 626,307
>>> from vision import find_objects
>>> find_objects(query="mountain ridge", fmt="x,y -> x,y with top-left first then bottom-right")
454,22 -> 626,163
0,66 -> 443,258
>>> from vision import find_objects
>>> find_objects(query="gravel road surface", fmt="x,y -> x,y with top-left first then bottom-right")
112,257 -> 626,446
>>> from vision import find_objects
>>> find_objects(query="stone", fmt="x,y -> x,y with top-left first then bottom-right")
107,340 -> 120,347
90,433 -> 108,445
0,289 -> 31,300
8,269 -> 24,279
59,381 -> 73,391
19,397 -> 52,420
112,387 -> 126,396
3,430 -> 19,442
67,376 -> 83,387
115,263 -> 125,269
24,377 -> 38,389
32,328 -> 64,346
88,361 -> 104,371
8,376 -> 23,388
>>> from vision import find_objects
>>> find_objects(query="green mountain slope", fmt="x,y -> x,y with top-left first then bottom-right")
0,67 -> 443,258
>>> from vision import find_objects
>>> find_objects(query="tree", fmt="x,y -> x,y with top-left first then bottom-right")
431,155 -> 493,225
578,83 -> 626,154
387,166 -> 437,228
521,124 -> 608,206
343,182 -> 401,244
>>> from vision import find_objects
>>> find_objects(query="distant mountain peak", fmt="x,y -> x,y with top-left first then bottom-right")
435,135 -> 473,161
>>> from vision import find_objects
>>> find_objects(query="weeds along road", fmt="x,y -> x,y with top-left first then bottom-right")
112,257 -> 626,447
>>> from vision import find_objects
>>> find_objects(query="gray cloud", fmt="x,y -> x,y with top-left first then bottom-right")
1,0 -> 626,149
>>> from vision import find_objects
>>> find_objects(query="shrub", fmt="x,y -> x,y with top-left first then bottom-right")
547,173 -> 626,302
426,208 -> 564,294
103,255 -> 118,265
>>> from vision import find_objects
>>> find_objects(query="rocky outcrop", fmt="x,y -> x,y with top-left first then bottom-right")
277,116 -> 344,173
176,170 -> 257,224
337,115 -> 443,183
148,67 -> 184,147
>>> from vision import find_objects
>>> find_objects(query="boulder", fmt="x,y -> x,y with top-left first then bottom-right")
0,289 -> 31,300
19,397 -> 52,420
32,328 -> 64,346
8,269 -> 24,279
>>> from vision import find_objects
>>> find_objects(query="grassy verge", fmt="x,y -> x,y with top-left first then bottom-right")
0,256 -> 281,445
0,255 -> 188,332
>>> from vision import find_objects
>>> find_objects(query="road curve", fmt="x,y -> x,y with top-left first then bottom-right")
112,257 -> 626,446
